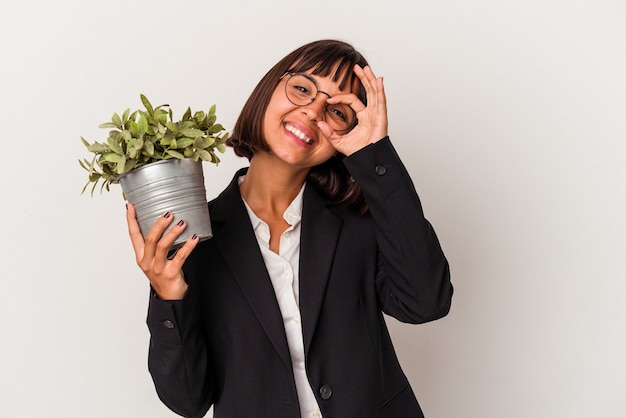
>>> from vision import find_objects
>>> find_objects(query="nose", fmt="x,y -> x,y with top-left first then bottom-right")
301,92 -> 330,122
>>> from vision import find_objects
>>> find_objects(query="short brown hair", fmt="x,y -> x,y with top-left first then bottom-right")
227,39 -> 370,213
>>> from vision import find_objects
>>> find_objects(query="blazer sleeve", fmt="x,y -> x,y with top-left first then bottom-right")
342,136 -> 453,323
146,289 -> 214,418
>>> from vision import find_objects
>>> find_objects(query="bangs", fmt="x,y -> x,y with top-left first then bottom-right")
287,44 -> 368,93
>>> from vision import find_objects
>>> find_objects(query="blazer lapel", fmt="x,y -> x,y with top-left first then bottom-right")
210,169 -> 292,369
299,185 -> 343,356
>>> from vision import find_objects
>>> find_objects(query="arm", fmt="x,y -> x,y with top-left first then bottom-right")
126,204 -> 214,417
343,137 -> 453,323
146,292 -> 214,418
321,65 -> 451,323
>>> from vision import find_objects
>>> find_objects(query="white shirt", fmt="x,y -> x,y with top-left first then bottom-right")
240,178 -> 323,418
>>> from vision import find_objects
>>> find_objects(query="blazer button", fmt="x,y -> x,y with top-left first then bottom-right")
375,165 -> 387,175
319,384 -> 333,400
162,320 -> 175,329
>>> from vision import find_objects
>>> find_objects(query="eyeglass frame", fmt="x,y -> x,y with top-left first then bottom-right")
280,71 -> 358,134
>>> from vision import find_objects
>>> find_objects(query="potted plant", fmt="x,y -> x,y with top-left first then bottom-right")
79,94 -> 229,248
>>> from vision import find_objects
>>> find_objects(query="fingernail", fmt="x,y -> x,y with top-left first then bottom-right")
192,234 -> 198,240
163,212 -> 171,219
177,220 -> 184,227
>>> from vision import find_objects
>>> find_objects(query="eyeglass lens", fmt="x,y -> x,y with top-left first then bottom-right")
285,74 -> 357,133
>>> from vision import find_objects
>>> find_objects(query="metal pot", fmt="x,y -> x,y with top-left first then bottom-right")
118,158 -> 212,249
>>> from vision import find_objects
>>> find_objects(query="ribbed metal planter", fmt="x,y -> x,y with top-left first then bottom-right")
118,159 -> 212,249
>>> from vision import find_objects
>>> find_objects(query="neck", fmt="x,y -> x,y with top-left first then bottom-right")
239,152 -> 309,217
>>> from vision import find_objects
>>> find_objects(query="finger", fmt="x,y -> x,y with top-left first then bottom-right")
167,232 -> 200,271
353,64 -> 371,89
361,66 -> 384,107
158,218 -> 189,254
359,65 -> 380,86
365,66 -> 386,105
356,65 -> 379,100
351,65 -> 389,142
142,211 -> 175,262
371,74 -> 387,114
126,203 -> 146,261
326,92 -> 366,113
151,218 -> 190,272
325,65 -> 381,113
362,65 -> 379,80
316,120 -> 335,140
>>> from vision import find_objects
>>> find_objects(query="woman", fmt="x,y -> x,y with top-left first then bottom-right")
126,39 -> 452,418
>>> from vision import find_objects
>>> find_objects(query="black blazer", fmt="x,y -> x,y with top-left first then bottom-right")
146,137 -> 452,418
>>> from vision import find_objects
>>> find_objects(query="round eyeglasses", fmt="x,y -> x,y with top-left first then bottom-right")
281,72 -> 358,134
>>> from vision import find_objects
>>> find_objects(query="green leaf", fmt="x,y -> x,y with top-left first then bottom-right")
202,136 -> 215,148
80,180 -> 90,195
124,111 -> 138,130
165,122 -> 179,133
207,123 -> 224,134
160,136 -> 175,147
122,108 -> 130,123
178,120 -> 194,130
181,128 -> 204,138
125,159 -> 138,172
107,136 -> 124,155
140,94 -> 154,115
103,152 -> 125,163
206,113 -> 216,127
121,130 -> 132,142
108,130 -> 122,141
166,149 -> 185,159
98,122 -> 119,129
143,140 -> 154,155
90,180 -> 100,197
112,112 -> 122,127
131,136 -> 143,151
193,111 -> 205,121
115,155 -> 127,174
86,142 -> 110,153
154,109 -> 168,125
87,155 -> 96,176
198,149 -> 213,161
137,114 -> 148,136
176,137 -> 194,149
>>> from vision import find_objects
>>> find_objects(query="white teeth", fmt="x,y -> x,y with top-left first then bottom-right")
286,124 -> 313,144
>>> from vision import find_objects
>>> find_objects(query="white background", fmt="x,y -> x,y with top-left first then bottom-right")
1,1 -> 624,417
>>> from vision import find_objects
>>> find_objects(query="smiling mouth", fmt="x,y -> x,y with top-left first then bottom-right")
285,124 -> 313,144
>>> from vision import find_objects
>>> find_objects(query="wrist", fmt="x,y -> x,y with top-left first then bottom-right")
153,282 -> 188,301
